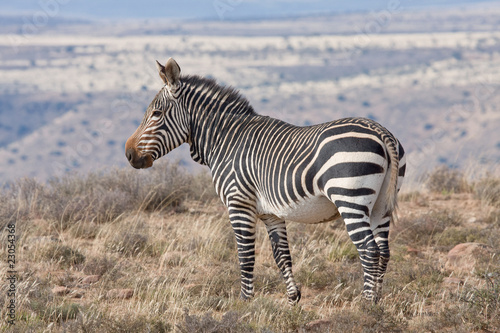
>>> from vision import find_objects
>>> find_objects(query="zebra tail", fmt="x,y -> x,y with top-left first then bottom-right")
384,136 -> 400,222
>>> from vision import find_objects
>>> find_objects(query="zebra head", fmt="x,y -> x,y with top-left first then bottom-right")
125,58 -> 189,169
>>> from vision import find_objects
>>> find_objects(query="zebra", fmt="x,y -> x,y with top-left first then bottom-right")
125,58 -> 406,304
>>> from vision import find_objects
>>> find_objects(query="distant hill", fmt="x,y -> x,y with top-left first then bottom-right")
0,7 -> 499,183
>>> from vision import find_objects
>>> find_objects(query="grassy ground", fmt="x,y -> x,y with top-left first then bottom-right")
0,163 -> 499,332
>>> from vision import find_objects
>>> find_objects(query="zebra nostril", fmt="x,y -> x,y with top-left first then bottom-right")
126,149 -> 134,162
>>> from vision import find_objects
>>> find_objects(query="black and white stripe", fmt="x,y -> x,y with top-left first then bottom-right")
126,58 -> 406,304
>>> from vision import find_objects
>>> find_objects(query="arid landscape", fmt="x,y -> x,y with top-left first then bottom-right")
0,163 -> 499,332
0,5 -> 499,183
1,2 -> 500,332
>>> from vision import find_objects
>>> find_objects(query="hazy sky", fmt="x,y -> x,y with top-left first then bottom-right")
0,0 -> 495,20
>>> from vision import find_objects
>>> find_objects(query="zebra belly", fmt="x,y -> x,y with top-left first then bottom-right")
257,196 -> 341,224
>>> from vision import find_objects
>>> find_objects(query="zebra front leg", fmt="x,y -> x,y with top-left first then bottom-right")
262,216 -> 301,305
228,205 -> 257,301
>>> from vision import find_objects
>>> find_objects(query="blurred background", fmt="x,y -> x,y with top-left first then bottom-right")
0,0 -> 499,183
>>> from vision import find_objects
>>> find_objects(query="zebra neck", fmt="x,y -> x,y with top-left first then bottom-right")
180,76 -> 257,167
188,105 -> 259,167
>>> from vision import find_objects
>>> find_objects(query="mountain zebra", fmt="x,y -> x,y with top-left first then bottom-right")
125,58 -> 406,304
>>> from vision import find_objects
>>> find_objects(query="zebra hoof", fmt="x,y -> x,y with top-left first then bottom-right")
362,290 -> 379,304
239,291 -> 254,301
288,288 -> 301,305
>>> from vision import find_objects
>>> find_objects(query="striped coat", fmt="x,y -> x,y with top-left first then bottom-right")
126,58 -> 406,304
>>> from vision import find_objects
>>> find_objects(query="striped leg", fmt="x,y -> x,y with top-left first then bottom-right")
228,201 -> 257,300
372,217 -> 391,302
371,155 -> 405,300
261,216 -> 301,305
370,153 -> 405,301
335,201 -> 380,302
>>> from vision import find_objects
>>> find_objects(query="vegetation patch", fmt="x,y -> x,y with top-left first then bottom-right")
0,161 -> 217,231
434,227 -> 486,248
458,276 -> 500,330
474,177 -> 500,208
425,165 -> 469,194
177,309 -> 254,333
2,165 -> 499,332
38,243 -> 86,267
392,210 -> 463,247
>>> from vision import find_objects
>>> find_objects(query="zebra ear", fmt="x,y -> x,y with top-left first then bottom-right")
156,60 -> 168,85
164,57 -> 181,88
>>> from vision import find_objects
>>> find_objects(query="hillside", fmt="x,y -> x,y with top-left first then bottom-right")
0,164 -> 498,332
1,6 -> 500,183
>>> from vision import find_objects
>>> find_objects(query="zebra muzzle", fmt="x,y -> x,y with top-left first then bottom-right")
125,148 -> 153,169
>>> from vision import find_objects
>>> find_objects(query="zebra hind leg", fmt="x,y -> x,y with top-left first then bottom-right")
372,222 -> 390,303
371,202 -> 393,302
262,216 -> 301,305
335,203 -> 380,302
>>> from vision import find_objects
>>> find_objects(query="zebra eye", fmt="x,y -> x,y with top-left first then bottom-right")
152,110 -> 162,118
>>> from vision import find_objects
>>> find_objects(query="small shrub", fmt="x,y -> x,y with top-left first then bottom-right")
0,321 -> 46,333
426,166 -> 469,193
15,280 -> 55,325
328,238 -> 358,262
274,305 -> 319,332
396,261 -> 444,288
296,256 -> 335,290
254,272 -> 286,296
39,244 -> 85,267
10,177 -> 46,212
297,253 -> 362,293
197,296 -> 232,312
474,177 -> 500,207
198,264 -> 240,299
434,227 -> 485,248
83,255 -> 116,276
238,298 -> 318,332
177,309 -> 254,333
484,209 -> 500,225
42,302 -> 81,322
62,310 -> 172,333
0,177 -> 45,228
0,191 -> 18,227
313,309 -> 384,333
392,210 -> 463,247
417,307 -> 464,333
459,275 -> 500,330
106,230 -> 149,256
69,221 -> 100,239
188,171 -> 219,203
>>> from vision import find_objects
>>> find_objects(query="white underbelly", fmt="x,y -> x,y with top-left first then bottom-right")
257,195 -> 340,224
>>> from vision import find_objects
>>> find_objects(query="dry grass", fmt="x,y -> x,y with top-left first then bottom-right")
0,165 -> 499,332
0,160 -> 216,232
474,177 -> 500,208
425,165 -> 470,194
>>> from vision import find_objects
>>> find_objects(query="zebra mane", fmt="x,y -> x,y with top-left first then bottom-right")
181,75 -> 256,116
